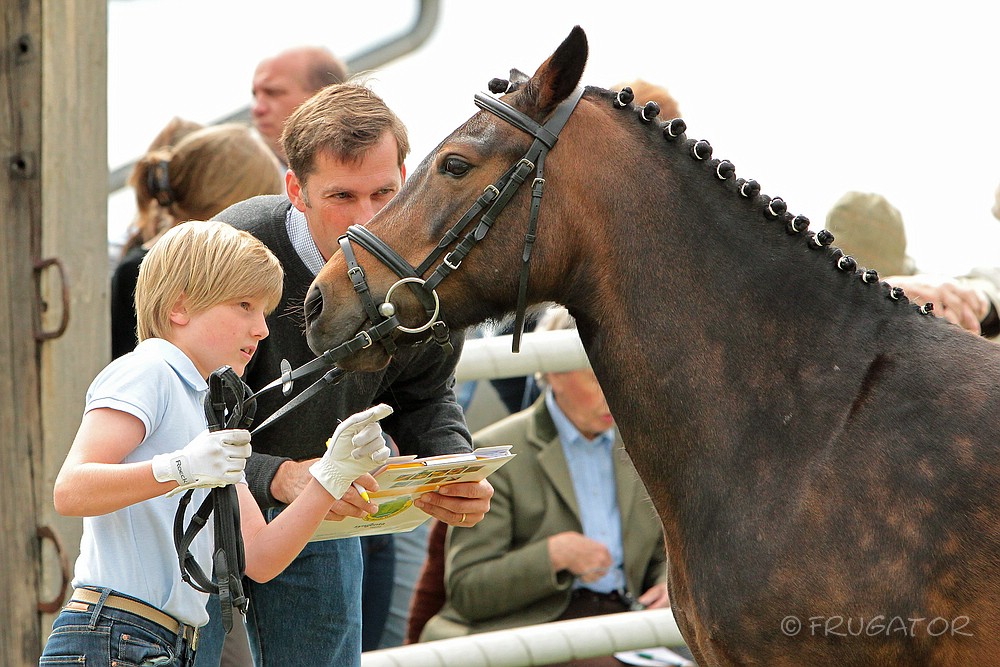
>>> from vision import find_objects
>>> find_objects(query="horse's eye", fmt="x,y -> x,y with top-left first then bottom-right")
442,156 -> 471,177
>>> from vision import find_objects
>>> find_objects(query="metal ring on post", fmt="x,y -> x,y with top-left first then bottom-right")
384,277 -> 441,334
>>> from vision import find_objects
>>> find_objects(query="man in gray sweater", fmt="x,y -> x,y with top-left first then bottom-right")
208,83 -> 493,667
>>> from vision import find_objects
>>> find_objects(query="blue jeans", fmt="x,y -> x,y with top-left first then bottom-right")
247,533 -> 362,666
40,589 -> 196,666
194,506 -> 363,667
360,533 -> 395,651
378,519 -> 431,648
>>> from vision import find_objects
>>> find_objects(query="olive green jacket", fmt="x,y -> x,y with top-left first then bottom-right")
421,396 -> 667,640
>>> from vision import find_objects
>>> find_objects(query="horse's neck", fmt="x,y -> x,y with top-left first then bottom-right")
565,174 -> 922,531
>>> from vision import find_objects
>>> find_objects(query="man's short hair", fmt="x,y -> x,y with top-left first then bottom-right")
281,83 -> 409,183
534,305 -> 585,388
135,220 -> 284,341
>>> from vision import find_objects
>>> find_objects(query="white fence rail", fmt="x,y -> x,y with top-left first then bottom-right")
454,330 -> 589,382
361,609 -> 685,667
366,329 -> 687,667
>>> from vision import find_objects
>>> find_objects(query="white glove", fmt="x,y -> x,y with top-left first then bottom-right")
151,429 -> 251,496
310,404 -> 393,499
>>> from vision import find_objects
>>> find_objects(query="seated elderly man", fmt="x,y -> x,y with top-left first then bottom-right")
416,306 -> 672,666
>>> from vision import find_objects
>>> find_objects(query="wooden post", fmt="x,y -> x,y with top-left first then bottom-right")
1,3 -> 46,664
1,1 -> 106,663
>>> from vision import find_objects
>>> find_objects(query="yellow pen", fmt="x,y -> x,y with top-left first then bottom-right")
352,482 -> 371,503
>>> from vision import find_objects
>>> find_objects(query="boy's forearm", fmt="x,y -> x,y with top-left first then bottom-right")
53,461 -> 172,517
241,481 -> 334,582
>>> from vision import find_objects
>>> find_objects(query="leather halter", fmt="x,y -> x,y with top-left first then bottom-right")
225,86 -> 586,439
173,366 -> 255,632
340,85 -> 585,353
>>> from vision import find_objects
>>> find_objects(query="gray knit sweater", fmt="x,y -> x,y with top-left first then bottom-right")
215,195 -> 472,508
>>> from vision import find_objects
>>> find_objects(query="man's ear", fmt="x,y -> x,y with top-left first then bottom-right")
286,169 -> 308,212
400,162 -> 407,185
542,371 -> 561,395
169,294 -> 190,326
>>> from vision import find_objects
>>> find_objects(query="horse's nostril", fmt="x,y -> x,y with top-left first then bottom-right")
304,285 -> 324,325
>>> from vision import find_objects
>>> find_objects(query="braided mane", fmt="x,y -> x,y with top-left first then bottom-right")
589,82 -> 939,320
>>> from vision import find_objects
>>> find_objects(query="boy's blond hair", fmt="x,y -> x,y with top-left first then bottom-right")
135,220 -> 284,341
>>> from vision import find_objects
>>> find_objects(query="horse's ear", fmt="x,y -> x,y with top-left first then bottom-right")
508,68 -> 530,86
526,26 -> 588,116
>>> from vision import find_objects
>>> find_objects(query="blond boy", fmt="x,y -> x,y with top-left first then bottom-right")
41,220 -> 391,666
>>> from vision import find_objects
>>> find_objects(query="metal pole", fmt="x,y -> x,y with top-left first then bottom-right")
106,0 -> 441,193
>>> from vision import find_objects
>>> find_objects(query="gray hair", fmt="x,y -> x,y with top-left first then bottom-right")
536,304 -> 576,333
534,305 -> 585,388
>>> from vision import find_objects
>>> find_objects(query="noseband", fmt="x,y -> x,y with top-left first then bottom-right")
339,85 -> 586,354
241,86 -> 585,435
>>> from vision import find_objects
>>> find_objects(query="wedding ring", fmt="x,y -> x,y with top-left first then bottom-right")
460,513 -> 467,524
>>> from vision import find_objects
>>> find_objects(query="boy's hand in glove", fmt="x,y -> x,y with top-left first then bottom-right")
310,404 -> 393,499
151,429 -> 251,495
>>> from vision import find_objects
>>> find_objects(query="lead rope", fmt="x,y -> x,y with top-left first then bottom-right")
170,300 -> 406,625
172,366 -> 253,633
170,312 -> 405,630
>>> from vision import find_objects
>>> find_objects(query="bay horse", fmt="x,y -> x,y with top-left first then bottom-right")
303,26 -> 1000,666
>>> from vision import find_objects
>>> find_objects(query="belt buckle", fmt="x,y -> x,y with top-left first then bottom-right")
622,590 -> 647,611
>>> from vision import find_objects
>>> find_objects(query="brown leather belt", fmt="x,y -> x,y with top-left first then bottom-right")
571,588 -> 626,602
67,588 -> 199,649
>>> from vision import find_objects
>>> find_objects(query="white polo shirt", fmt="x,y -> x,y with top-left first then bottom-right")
72,338 -> 215,627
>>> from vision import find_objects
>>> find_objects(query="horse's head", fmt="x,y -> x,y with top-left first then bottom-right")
304,27 -> 591,371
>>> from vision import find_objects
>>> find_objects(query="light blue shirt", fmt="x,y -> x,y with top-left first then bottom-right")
73,338 -> 215,627
545,388 -> 625,594
286,205 -> 326,275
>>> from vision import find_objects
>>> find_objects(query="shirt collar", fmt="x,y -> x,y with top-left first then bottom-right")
285,205 -> 326,276
137,338 -> 208,392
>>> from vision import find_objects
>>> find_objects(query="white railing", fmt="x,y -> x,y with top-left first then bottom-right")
361,609 -> 685,667
454,329 -> 589,382
367,329 -> 688,666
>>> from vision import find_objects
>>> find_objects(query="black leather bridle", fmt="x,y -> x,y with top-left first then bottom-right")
337,85 -> 586,354
222,85 -> 586,434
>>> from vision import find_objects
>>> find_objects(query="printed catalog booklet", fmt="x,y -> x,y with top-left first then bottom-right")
309,445 -> 515,541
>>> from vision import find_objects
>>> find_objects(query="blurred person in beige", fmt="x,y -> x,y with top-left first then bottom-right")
418,307 -> 669,666
251,45 -> 347,164
110,123 -> 283,359
993,181 -> 1000,221
610,78 -> 681,120
825,190 -> 916,277
826,190 -> 1000,339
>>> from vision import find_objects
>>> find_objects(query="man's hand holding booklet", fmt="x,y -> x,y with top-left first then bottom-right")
310,445 -> 515,541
